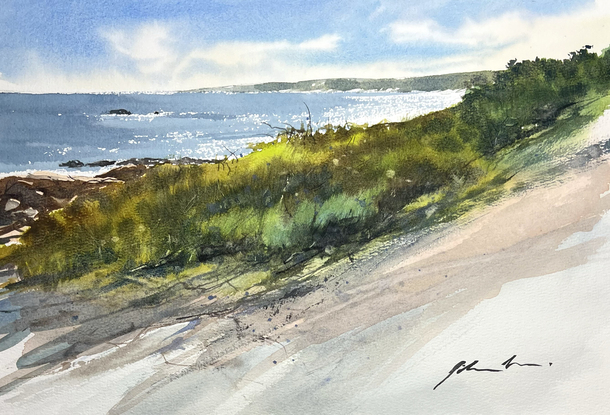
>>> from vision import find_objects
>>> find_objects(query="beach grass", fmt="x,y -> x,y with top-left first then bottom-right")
3,46 -> 610,307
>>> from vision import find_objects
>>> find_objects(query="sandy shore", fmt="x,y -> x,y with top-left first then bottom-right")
1,129 -> 610,413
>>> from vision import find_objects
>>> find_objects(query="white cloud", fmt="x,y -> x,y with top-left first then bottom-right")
6,1 -> 610,93
298,34 -> 341,51
388,1 -> 610,67
101,22 -> 178,75
390,12 -> 545,48
455,13 -> 530,47
190,34 -> 341,68
8,25 -> 344,92
389,19 -> 451,44
168,33 -> 343,88
0,73 -> 19,92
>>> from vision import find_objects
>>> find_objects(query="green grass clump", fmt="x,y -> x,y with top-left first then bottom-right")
7,107 -> 483,288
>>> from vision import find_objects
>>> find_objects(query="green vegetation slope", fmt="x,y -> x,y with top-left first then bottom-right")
3,46 -> 610,305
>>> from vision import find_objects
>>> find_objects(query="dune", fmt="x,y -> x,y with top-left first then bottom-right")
1,107 -> 609,415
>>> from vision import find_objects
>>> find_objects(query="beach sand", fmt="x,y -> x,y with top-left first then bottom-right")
2,133 -> 610,413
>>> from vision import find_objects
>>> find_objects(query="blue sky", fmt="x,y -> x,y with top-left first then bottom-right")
0,0 -> 609,92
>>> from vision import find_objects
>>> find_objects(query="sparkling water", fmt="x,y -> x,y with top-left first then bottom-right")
0,90 -> 463,176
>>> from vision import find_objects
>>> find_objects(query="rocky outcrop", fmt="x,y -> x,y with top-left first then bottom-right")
0,173 -> 123,244
60,156 -> 227,171
108,109 -> 131,115
0,158 -> 221,245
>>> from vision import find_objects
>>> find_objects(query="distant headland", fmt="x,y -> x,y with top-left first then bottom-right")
183,71 -> 495,93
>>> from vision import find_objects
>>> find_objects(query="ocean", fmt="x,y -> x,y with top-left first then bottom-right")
0,90 -> 463,176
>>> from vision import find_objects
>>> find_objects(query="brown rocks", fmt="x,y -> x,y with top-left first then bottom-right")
0,172 -> 126,244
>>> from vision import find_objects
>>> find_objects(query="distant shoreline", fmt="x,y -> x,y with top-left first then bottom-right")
0,70 -> 494,95
182,71 -> 495,94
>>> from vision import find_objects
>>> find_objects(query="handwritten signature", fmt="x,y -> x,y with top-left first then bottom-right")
434,355 -> 550,390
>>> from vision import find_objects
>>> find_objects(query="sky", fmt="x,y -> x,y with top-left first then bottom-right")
0,0 -> 609,92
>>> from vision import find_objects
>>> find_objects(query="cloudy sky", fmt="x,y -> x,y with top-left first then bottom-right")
0,0 -> 609,92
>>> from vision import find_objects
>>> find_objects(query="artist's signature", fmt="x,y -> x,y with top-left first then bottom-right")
434,355 -> 551,390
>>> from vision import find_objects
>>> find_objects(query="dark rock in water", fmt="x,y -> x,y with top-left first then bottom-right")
86,160 -> 116,167
108,109 -> 131,115
59,160 -> 85,168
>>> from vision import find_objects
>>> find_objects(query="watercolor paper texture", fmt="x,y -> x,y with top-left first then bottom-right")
1,1 -> 610,414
